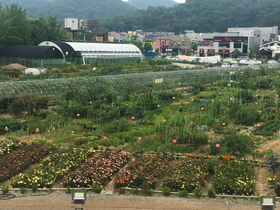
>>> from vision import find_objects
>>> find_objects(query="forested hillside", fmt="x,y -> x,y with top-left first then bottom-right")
100,0 -> 280,33
0,0 -> 138,22
126,0 -> 178,9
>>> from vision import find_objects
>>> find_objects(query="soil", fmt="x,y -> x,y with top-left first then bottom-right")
0,193 -> 270,210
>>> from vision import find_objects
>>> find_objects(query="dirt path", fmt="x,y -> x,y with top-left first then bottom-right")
0,193 -> 270,210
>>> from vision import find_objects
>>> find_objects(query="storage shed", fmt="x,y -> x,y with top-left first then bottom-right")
39,41 -> 143,64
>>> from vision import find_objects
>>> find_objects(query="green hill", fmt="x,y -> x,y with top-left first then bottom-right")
0,0 -> 137,22
100,0 -> 280,33
126,0 -> 178,9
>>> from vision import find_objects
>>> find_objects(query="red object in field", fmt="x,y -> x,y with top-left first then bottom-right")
172,139 -> 177,144
258,148 -> 264,152
4,126 -> 8,131
221,122 -> 227,126
256,123 -> 261,127
71,131 -> 75,136
76,113 -> 80,117
103,136 -> 108,139
35,128 -> 39,133
131,116 -> 135,120
137,137 -> 142,140
190,121 -> 194,124
215,144 -> 220,148
157,105 -> 160,107
162,119 -> 166,122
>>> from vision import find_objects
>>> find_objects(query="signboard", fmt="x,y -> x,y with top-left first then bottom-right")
213,36 -> 247,42
182,38 -> 191,42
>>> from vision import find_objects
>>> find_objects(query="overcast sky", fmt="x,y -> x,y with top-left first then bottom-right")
122,0 -> 185,3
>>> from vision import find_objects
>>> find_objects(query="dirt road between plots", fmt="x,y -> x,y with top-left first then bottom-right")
0,193 -> 273,210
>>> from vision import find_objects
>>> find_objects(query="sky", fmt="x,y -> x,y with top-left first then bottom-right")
122,0 -> 185,3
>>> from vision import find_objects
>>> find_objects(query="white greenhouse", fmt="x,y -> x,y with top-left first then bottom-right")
39,41 -> 143,64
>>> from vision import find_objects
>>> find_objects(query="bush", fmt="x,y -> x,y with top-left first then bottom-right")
118,188 -> 126,195
275,185 -> 280,197
207,188 -> 216,198
66,185 -> 71,194
92,184 -> 102,193
162,186 -> 171,196
1,185 -> 9,194
132,188 -> 139,195
20,187 -> 27,194
193,187 -> 203,198
32,184 -> 38,193
178,190 -> 188,197
141,181 -> 153,196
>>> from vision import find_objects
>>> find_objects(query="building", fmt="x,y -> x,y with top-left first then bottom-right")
149,37 -> 191,54
227,26 -> 278,44
259,41 -> 280,58
64,18 -> 108,41
39,41 -> 143,64
192,30 -> 261,57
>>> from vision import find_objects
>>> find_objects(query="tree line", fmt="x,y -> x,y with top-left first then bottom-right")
0,4 -> 67,47
100,0 -> 280,33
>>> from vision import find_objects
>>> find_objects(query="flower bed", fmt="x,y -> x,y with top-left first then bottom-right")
11,148 -> 93,188
0,140 -> 24,156
115,154 -> 171,189
0,143 -> 51,184
163,157 -> 208,192
62,150 -> 130,188
213,161 -> 255,195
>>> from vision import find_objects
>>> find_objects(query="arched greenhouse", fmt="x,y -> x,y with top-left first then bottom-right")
0,67 -> 264,100
39,41 -> 143,65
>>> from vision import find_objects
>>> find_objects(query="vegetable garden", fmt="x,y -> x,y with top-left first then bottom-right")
1,63 -> 280,197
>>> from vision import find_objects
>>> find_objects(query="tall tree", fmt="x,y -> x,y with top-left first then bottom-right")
0,4 -> 31,46
30,16 -> 67,45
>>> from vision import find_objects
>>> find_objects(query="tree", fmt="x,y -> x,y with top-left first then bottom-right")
266,155 -> 280,175
143,42 -> 153,54
0,4 -> 31,46
30,16 -> 67,45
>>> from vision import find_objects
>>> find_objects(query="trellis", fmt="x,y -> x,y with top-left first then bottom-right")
0,67 -> 263,99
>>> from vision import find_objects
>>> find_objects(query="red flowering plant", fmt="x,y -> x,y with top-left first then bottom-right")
62,150 -> 130,188
163,157 -> 209,192
0,143 -> 51,184
115,154 -> 171,189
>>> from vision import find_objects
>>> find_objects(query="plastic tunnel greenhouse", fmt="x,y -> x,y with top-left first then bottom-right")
39,41 -> 143,65
0,67 -> 263,99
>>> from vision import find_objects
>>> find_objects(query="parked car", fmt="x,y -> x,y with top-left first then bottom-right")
204,62 -> 214,67
221,63 -> 230,68
231,63 -> 239,68
267,60 -> 277,64
248,64 -> 260,69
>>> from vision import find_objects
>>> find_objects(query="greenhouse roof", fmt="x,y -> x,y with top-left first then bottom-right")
0,67 -> 262,99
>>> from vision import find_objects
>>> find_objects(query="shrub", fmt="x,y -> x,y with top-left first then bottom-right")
32,184 -> 38,193
132,188 -> 139,195
118,188 -> 126,195
178,190 -> 188,197
275,185 -> 280,197
92,184 -> 102,193
1,185 -> 9,194
207,188 -> 216,198
193,187 -> 203,198
66,185 -> 71,194
20,187 -> 27,194
162,186 -> 171,196
141,181 -> 153,196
